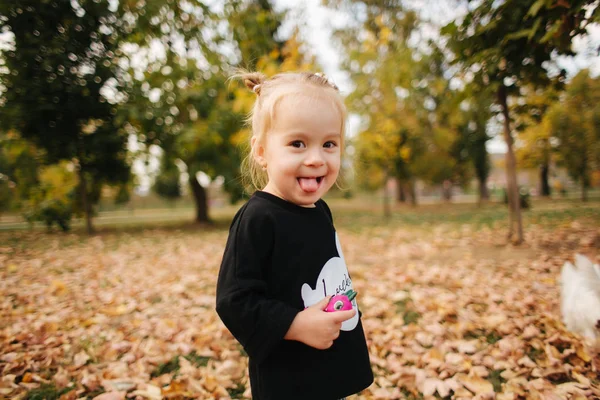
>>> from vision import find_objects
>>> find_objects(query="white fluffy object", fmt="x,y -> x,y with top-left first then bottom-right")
560,254 -> 600,340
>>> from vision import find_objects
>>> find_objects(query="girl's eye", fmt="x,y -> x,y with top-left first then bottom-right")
290,140 -> 305,148
324,141 -> 337,149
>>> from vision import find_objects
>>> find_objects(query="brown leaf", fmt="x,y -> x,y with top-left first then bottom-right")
457,374 -> 494,395
73,351 -> 90,368
92,392 -> 126,400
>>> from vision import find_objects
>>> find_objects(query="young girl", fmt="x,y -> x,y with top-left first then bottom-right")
216,71 -> 373,400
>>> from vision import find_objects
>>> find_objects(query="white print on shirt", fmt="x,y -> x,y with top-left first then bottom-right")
300,233 -> 359,331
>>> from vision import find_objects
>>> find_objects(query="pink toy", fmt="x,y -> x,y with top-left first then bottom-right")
325,289 -> 357,312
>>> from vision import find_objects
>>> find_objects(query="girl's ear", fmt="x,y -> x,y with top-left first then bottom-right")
251,136 -> 266,167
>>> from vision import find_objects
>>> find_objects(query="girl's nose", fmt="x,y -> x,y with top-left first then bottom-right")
304,148 -> 325,166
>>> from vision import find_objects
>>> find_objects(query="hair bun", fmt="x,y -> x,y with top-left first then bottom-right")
243,72 -> 266,95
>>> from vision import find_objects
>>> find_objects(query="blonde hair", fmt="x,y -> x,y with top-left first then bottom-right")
233,71 -> 347,191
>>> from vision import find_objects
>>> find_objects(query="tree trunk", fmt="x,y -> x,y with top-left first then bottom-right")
77,140 -> 94,235
383,172 -> 391,218
581,177 -> 588,202
540,163 -> 551,197
580,155 -> 588,202
442,180 -> 452,202
77,167 -> 94,235
477,176 -> 489,206
396,178 -> 406,203
497,84 -> 523,244
409,179 -> 417,206
189,173 -> 210,223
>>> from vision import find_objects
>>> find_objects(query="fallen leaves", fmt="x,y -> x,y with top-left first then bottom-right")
1,220 -> 599,399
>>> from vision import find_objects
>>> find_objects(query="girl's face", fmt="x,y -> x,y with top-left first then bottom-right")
253,94 -> 342,207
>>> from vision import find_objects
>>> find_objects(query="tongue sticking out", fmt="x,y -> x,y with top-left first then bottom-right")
298,177 -> 320,192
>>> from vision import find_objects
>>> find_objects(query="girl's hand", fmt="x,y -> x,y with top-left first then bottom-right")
284,296 -> 356,349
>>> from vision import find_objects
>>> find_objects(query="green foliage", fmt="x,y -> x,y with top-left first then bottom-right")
329,3 -> 426,190
329,1 -> 489,199
544,70 -> 600,198
24,199 -> 73,232
226,0 -> 286,70
0,131 -> 43,212
0,1 -> 131,231
153,168 -> 181,201
114,184 -> 131,205
442,0 -> 598,241
0,178 -> 11,214
123,0 -> 298,217
21,162 -> 78,231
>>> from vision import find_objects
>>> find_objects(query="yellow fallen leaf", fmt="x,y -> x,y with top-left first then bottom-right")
458,375 -> 494,395
101,305 -> 129,316
51,280 -> 68,295
202,375 -> 218,392
571,371 -> 590,386
575,344 -> 591,362
92,392 -> 126,400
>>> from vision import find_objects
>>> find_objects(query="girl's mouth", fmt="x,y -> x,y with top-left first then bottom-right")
297,176 -> 324,192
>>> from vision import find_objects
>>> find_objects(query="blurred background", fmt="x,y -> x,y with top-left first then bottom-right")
0,0 -> 599,239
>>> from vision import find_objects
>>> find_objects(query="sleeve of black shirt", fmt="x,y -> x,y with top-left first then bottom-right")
216,205 -> 300,364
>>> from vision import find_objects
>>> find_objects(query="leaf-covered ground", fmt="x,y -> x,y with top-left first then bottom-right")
1,201 -> 599,399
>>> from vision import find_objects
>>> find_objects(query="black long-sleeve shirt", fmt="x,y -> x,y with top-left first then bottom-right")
216,191 -> 373,400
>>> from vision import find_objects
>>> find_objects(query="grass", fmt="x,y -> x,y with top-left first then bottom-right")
24,384 -> 74,400
329,196 -> 600,232
150,351 -> 212,378
488,369 -> 507,393
1,196 -> 598,240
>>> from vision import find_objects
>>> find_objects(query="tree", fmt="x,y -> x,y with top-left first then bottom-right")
442,0 -> 599,244
123,0 -> 305,223
0,1 -> 130,234
0,130 -> 42,215
452,80 -> 495,204
545,70 -> 600,201
326,1 -> 426,212
513,86 -> 560,197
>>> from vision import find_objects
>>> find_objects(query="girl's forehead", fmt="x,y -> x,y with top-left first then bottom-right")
273,90 -> 343,119
271,95 -> 343,133
276,91 -> 337,109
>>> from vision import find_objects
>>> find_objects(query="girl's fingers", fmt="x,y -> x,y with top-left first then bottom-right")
330,308 -> 356,323
312,296 -> 333,311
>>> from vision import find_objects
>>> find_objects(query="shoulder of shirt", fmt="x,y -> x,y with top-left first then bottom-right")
316,199 -> 333,223
230,195 -> 276,229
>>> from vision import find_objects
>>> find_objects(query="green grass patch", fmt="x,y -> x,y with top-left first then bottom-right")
394,296 -> 421,325
403,310 -> 421,325
151,355 -> 180,378
526,346 -> 544,362
486,331 -> 503,344
464,329 -> 502,344
400,388 -> 424,400
185,351 -> 211,367
150,351 -> 211,378
328,196 -> 600,233
227,383 -> 246,399
488,369 -> 506,392
25,384 -> 74,400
